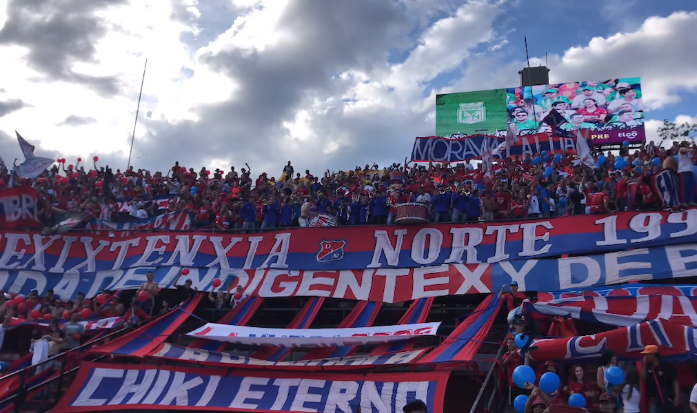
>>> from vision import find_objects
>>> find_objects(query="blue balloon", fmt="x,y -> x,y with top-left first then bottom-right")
554,154 -> 562,164
606,366 -> 625,385
568,393 -> 587,408
623,141 -> 630,147
514,395 -> 529,413
598,155 -> 606,165
614,160 -> 624,170
541,151 -> 548,157
675,155 -> 679,162
542,155 -> 549,162
652,158 -> 661,166
191,186 -> 198,195
514,333 -> 529,349
636,166 -> 642,173
539,372 -> 561,394
513,365 -> 536,388
633,160 -> 641,166
533,156 -> 541,165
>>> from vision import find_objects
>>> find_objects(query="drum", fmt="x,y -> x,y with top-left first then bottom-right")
394,203 -> 429,224
389,171 -> 404,183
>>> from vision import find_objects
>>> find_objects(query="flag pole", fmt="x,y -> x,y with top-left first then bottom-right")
523,36 -> 538,126
127,59 -> 148,170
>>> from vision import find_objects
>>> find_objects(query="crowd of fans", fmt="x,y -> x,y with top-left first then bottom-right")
500,285 -> 695,413
0,139 -> 693,232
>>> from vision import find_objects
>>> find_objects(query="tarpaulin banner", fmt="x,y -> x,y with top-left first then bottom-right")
536,284 -> 697,302
525,296 -> 697,327
436,77 -> 646,146
411,133 -> 587,161
187,322 -> 441,347
85,211 -> 194,231
150,343 -> 427,371
114,197 -> 174,213
0,187 -> 42,229
3,243 -> 697,302
528,319 -> 697,361
7,316 -> 123,331
0,208 -> 695,273
53,362 -> 448,413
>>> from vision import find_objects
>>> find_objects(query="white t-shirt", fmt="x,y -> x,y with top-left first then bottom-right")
678,150 -> 693,173
528,195 -> 540,214
621,385 -> 641,413
30,339 -> 50,366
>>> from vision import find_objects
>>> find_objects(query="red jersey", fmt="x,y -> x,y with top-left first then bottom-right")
511,200 -> 526,218
494,190 -> 511,212
616,178 -> 628,199
590,192 -> 606,213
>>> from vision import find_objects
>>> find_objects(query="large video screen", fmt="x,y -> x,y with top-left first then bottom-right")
435,77 -> 645,145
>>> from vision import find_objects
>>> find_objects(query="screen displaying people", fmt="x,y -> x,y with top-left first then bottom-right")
505,78 -> 644,135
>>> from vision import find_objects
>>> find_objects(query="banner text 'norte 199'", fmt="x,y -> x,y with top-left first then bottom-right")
52,362 -> 448,413
0,209 -> 695,274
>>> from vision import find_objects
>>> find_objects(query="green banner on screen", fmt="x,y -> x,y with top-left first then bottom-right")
435,89 -> 508,137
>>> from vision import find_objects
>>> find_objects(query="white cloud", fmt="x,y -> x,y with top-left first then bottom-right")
0,1 -> 695,177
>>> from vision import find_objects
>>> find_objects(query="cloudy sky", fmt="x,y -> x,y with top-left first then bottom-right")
0,0 -> 695,176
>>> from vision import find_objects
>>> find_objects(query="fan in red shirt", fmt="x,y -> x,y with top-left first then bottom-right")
502,337 -> 524,387
499,282 -> 526,313
567,365 -> 598,405
494,183 -> 512,219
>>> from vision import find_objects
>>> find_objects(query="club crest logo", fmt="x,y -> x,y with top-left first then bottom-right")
457,102 -> 486,124
317,239 -> 347,263
308,213 -> 338,227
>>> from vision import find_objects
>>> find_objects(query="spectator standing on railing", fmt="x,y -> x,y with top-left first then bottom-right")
61,312 -> 85,350
138,271 -> 159,316
174,272 -> 197,306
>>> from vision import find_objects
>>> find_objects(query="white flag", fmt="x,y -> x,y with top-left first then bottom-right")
15,131 -> 35,159
17,156 -> 54,179
576,130 -> 597,169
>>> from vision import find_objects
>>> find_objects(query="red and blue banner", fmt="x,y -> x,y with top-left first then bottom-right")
526,295 -> 697,327
536,284 -> 697,302
0,209 -> 696,300
0,187 -> 42,229
418,294 -> 501,364
528,319 -> 697,361
85,211 -> 193,231
52,362 -> 448,413
411,133 -> 587,161
89,295 -> 203,358
2,242 -> 697,302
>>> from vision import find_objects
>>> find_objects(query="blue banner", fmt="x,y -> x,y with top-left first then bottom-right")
411,133 -> 590,161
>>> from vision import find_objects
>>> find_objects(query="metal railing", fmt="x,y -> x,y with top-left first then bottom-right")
469,339 -> 507,413
0,315 -> 157,413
